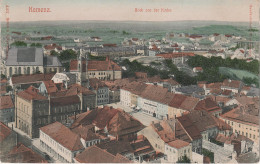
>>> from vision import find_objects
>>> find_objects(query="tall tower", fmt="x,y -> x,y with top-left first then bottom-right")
77,48 -> 88,87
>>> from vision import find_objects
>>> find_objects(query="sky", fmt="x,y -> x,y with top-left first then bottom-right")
1,0 -> 259,22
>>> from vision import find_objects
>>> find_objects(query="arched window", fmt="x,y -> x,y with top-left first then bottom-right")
18,67 -> 21,74
27,67 -> 30,74
9,67 -> 12,76
36,67 -> 39,73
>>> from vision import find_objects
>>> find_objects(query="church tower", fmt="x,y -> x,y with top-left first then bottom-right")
77,48 -> 88,87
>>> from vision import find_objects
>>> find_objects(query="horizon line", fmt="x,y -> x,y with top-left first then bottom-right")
5,19 -> 257,24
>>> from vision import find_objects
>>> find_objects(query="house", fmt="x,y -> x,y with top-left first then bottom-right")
15,86 -> 49,138
135,72 -> 147,79
161,79 -> 181,93
89,78 -> 109,106
193,67 -> 203,73
74,38 -> 80,43
163,139 -> 192,163
120,81 -> 148,108
221,79 -> 243,93
51,72 -> 77,88
138,119 -> 200,159
40,122 -> 84,162
178,110 -> 230,142
5,48 -> 63,78
219,106 -> 259,144
175,85 -> 205,96
138,84 -> 173,119
194,97 -> 222,117
0,122 -> 17,156
168,95 -> 199,118
74,145 -> 132,163
0,95 -> 14,124
2,143 -> 47,163
15,85 -> 88,138
70,56 -> 122,80
69,106 -> 144,142
38,80 -> 66,95
10,73 -> 55,90
156,52 -> 194,65
43,43 -> 62,55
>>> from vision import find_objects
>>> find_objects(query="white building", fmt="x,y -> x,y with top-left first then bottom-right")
39,122 -> 84,163
164,140 -> 192,163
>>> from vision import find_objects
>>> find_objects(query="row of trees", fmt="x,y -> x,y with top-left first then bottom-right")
121,59 -> 197,86
11,41 -> 42,48
187,55 -> 259,74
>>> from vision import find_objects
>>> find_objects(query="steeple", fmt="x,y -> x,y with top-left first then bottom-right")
77,48 -> 88,87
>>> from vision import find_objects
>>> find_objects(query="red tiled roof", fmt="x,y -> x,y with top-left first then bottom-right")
75,145 -> 131,163
194,67 -> 203,71
205,82 -> 222,89
167,139 -> 190,149
0,95 -> 14,110
70,59 -> 121,72
0,122 -> 12,142
194,97 -> 221,113
43,80 -> 58,93
5,143 -> 47,163
177,114 -> 202,140
44,43 -> 62,50
169,94 -> 188,108
108,111 -> 144,136
212,117 -> 231,131
220,107 -> 259,127
121,81 -> 148,96
222,90 -> 232,96
162,78 -> 179,86
71,124 -> 102,141
40,122 -> 84,151
222,79 -> 242,89
156,52 -> 195,59
17,86 -> 47,101
225,34 -> 232,37
151,45 -> 160,51
179,96 -> 199,111
132,38 -> 138,41
12,73 -> 55,85
93,106 -> 119,129
89,78 -> 108,90
50,95 -> 80,107
140,84 -> 170,104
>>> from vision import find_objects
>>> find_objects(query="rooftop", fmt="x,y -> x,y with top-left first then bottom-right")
40,122 -> 84,151
0,122 -> 12,142
17,86 -> 47,101
0,95 -> 14,110
167,139 -> 190,149
11,73 -> 55,85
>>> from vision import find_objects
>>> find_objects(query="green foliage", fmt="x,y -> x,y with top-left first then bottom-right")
30,43 -> 42,47
89,54 -> 106,61
63,62 -> 70,72
11,41 -> 27,47
1,74 -> 6,79
242,77 -> 259,87
188,55 -> 259,74
122,30 -> 131,35
50,50 -> 59,56
58,49 -> 77,61
202,148 -> 214,163
177,155 -> 191,163
6,85 -> 12,92
248,28 -> 259,32
210,138 -> 224,146
121,59 -> 196,85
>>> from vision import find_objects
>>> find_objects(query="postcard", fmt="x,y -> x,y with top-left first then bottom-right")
0,0 -> 259,163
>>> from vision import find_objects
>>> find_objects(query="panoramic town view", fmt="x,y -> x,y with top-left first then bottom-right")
0,0 -> 259,163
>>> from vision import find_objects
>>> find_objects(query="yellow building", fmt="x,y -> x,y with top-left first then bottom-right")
220,107 -> 259,143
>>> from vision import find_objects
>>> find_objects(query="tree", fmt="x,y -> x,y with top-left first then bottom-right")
58,49 -> 77,61
1,74 -> 6,79
177,155 -> 191,163
30,43 -> 42,47
50,50 -> 59,56
11,41 -> 27,47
